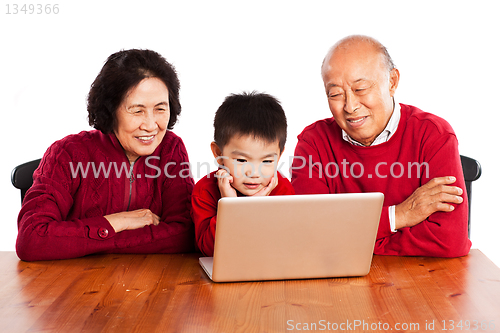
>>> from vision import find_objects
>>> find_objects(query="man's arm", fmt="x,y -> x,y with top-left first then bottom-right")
375,135 -> 470,257
394,176 -> 463,229
291,132 -> 470,258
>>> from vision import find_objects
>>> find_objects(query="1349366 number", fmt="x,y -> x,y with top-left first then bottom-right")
442,320 -> 496,331
6,4 -> 60,14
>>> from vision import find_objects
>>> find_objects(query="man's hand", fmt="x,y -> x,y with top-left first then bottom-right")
395,176 -> 464,230
215,169 -> 237,198
104,209 -> 160,233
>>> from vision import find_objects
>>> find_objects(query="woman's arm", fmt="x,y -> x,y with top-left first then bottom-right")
16,140 -> 126,260
16,135 -> 195,261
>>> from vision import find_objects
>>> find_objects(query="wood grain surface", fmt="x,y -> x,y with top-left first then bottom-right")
1,250 -> 499,332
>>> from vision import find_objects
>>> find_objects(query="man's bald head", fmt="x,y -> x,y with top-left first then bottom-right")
321,35 -> 395,78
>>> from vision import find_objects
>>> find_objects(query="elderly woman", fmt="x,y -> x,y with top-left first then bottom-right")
16,49 -> 194,261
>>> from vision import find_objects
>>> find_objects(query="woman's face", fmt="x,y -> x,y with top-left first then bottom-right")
114,77 -> 170,163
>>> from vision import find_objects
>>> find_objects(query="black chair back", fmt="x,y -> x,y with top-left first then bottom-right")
11,159 -> 42,203
460,155 -> 482,237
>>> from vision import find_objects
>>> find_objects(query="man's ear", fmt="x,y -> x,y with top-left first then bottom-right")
389,68 -> 400,96
210,141 -> 222,162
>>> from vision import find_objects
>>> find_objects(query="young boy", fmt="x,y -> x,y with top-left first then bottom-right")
192,91 -> 295,256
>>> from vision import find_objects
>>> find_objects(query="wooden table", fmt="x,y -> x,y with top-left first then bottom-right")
1,250 -> 500,332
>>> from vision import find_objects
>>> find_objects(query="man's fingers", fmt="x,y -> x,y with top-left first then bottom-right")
437,192 -> 464,204
421,177 -> 463,198
426,176 -> 457,188
442,185 -> 462,195
432,201 -> 456,212
418,193 -> 462,216
430,184 -> 463,195
395,175 -> 465,229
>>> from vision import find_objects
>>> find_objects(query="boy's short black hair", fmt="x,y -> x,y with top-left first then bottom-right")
214,91 -> 287,152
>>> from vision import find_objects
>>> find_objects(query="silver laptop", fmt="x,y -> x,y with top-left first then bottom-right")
199,192 -> 384,282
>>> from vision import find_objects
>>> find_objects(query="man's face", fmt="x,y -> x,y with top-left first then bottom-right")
322,42 -> 399,146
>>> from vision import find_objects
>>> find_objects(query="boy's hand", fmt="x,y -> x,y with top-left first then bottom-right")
215,169 -> 237,198
253,176 -> 278,197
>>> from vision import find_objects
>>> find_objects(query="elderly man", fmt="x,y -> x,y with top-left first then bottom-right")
291,35 -> 471,257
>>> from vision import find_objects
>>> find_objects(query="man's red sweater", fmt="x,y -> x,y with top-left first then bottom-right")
291,104 -> 471,257
192,171 -> 295,256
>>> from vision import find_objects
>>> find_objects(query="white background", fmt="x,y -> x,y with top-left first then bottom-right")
2,1 -> 499,265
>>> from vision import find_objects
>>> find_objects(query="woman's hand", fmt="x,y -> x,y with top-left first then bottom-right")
216,168 -> 237,198
104,209 -> 160,233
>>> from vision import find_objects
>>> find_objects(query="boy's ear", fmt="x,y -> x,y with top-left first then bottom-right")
274,146 -> 284,163
210,141 -> 222,159
279,146 -> 285,160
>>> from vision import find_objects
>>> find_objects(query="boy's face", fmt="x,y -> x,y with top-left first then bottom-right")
211,135 -> 282,196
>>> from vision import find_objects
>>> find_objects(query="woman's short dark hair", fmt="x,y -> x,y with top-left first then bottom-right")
87,49 -> 181,133
214,91 -> 287,153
